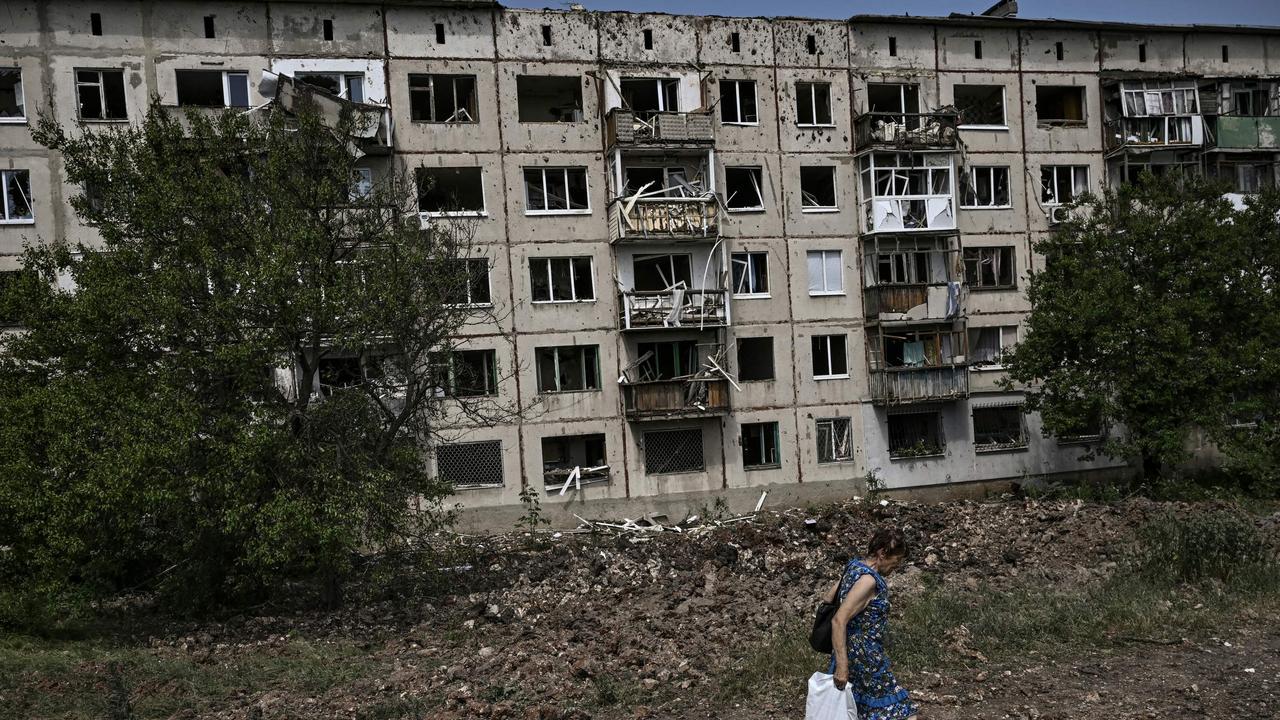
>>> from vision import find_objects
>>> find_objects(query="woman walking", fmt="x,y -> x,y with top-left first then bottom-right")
827,527 -> 918,720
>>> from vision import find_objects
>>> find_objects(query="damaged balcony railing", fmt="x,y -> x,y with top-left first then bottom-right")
619,289 -> 728,330
607,108 -> 716,146
855,112 -> 960,151
869,365 -> 969,405
612,196 -> 720,240
1207,115 -> 1280,150
1104,116 -> 1203,153
274,74 -> 393,154
863,282 -> 964,320
622,377 -> 731,419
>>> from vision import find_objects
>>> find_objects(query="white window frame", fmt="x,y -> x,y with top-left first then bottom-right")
970,325 -> 1019,370
741,421 -> 781,469
523,167 -> 591,216
800,166 -> 839,213
724,166 -> 765,212
0,169 -> 34,224
960,165 -> 1012,209
796,81 -> 834,127
812,334 -> 849,380
815,417 -> 854,463
530,256 -> 595,304
720,79 -> 759,125
536,345 -> 601,393
418,167 -> 487,219
954,84 -> 1007,130
296,71 -> 365,102
1120,80 -> 1199,118
1041,165 -> 1089,206
75,68 -> 127,121
223,71 -> 250,107
0,67 -> 25,123
807,249 -> 844,296
444,258 -> 492,308
731,251 -> 769,298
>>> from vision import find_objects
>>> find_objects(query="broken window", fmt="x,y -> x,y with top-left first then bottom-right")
636,340 -> 696,380
807,249 -> 843,295
1040,165 -> 1088,205
523,167 -> 589,213
731,251 -> 768,296
874,251 -> 930,285
725,167 -> 764,211
963,247 -> 1015,289
1,170 -> 33,223
736,337 -> 774,381
437,440 -> 504,489
429,349 -> 498,397
1035,86 -> 1086,125
969,325 -> 1018,368
75,69 -> 127,120
417,167 -> 485,215
720,79 -> 758,124
859,152 -> 955,232
175,69 -> 250,108
296,72 -> 364,102
317,355 -> 365,395
960,166 -> 1011,208
954,84 -> 1005,126
535,345 -> 600,392
0,69 -> 24,120
742,422 -> 781,469
889,412 -> 944,458
530,257 -> 594,302
408,74 -> 477,123
811,334 -> 848,378
442,258 -> 491,306
800,166 -> 837,210
620,77 -> 679,119
1056,406 -> 1105,443
516,76 -> 583,123
643,428 -> 704,475
1120,80 -> 1198,117
795,82 -> 833,126
867,83 -> 920,124
875,328 -> 964,369
632,253 -> 692,292
815,417 -> 853,463
542,434 -> 608,487
973,404 -> 1027,451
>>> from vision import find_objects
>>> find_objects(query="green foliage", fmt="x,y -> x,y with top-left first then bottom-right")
1005,173 -> 1280,483
1135,508 -> 1276,586
517,485 -> 550,537
0,99 -> 495,618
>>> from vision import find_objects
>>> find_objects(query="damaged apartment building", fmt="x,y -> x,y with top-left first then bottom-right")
2,1 -> 1279,519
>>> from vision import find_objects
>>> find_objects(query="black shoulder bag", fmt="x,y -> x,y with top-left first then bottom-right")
808,578 -> 843,653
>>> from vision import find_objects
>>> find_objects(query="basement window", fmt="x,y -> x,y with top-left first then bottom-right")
719,79 -> 758,125
175,70 -> 250,108
963,247 -> 1016,289
742,422 -> 781,469
731,251 -> 769,296
296,72 -> 364,102
811,334 -> 848,379
429,349 -> 498,397
523,167 -> 590,214
437,440 -> 504,489
530,256 -> 594,302
969,325 -> 1018,367
1,170 -> 33,223
409,74 -> 477,123
0,69 -> 24,120
736,337 -> 775,381
795,82 -> 833,126
644,428 -> 704,475
75,69 -> 127,120
417,167 -> 486,216
888,412 -> 944,459
542,434 -> 609,488
535,345 -> 601,392
725,167 -> 764,211
816,417 -> 853,463
800,166 -> 837,211
973,404 -> 1027,452
1035,86 -> 1086,126
442,258 -> 491,306
204,16 -> 216,39
517,75 -> 583,122
954,84 -> 1005,127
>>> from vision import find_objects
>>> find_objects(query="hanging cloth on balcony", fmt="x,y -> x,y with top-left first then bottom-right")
903,341 -> 925,368
945,281 -> 961,318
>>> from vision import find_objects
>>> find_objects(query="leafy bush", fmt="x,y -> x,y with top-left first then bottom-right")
1135,508 -> 1275,585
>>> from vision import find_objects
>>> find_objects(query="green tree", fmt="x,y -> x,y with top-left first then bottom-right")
0,98 -> 509,617
1005,172 -> 1280,483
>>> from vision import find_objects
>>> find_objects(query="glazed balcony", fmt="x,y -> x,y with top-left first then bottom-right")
854,112 -> 959,153
606,108 -> 715,147
869,366 -> 969,406
619,289 -> 728,331
1104,115 -> 1204,154
611,196 -> 720,242
1207,115 -> 1280,151
622,377 -> 731,420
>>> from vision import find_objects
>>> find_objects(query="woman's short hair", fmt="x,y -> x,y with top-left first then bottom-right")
867,527 -> 908,558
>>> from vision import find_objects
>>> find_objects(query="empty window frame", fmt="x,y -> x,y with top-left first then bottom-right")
436,439 -> 504,489
632,253 -> 692,292
636,340 -> 697,380
643,428 -> 704,474
963,247 -> 1016,289
296,72 -> 364,102
815,417 -> 853,463
800,166 -> 837,210
811,334 -> 849,379
731,251 -> 769,296
350,167 -> 374,201
75,69 -> 127,120
620,77 -> 680,117
1,170 -> 33,223
1119,80 -> 1199,117
535,345 -> 601,392
0,69 -> 24,120
316,355 -> 370,395
1056,407 -> 1105,443
807,249 -> 843,295
541,434 -> 609,487
972,404 -> 1027,451
430,349 -> 498,397
725,167 -> 765,211
1040,165 -> 1088,205
860,151 -> 955,232
969,325 -> 1018,368
888,412 -> 944,458
530,256 -> 594,303
960,166 -> 1011,208
524,167 -> 590,214
872,328 -> 965,369
866,83 -> 920,119
408,74 -> 477,123
720,79 -> 758,124
175,69 -> 250,108
1035,86 -> 1086,125
443,258 -> 492,306
741,422 -> 781,469
736,336 -> 774,381
795,82 -> 833,126
516,76 -> 583,123
417,167 -> 486,215
873,251 -> 930,285
953,84 -> 1006,127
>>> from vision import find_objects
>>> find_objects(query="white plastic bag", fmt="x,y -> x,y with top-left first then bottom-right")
804,671 -> 859,720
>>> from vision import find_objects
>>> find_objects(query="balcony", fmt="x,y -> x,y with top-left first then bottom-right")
1208,115 -> 1280,151
274,74 -> 393,154
870,366 -> 969,406
855,112 -> 959,152
619,289 -> 728,331
611,196 -> 719,242
863,283 -> 961,322
1104,115 -> 1204,154
606,108 -> 715,147
622,377 -> 731,420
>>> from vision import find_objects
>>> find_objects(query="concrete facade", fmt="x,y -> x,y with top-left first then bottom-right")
3,3 -> 1276,519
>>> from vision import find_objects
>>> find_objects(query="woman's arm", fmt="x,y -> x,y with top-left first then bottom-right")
831,574 -> 877,691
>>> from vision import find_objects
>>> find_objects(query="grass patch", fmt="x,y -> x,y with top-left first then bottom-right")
713,624 -> 824,702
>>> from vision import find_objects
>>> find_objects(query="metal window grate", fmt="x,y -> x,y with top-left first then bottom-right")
644,429 -> 704,474
816,417 -> 853,463
436,440 -> 503,489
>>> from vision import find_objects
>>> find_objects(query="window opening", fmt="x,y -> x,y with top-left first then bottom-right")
409,74 -> 477,122
872,327 -> 964,369
719,79 -> 758,124
90,13 -> 102,36
973,405 -> 1027,451
643,29 -> 654,50
644,428 -> 704,474
731,31 -> 741,53
535,345 -> 601,392
524,167 -> 589,213
542,25 -> 553,46
417,167 -> 485,214
872,250 -> 931,286
954,85 -> 1005,126
1035,86 -> 1086,125
620,77 -> 680,119
632,253 -> 692,291
960,165 -> 1011,207
296,72 -> 364,102
974,40 -> 983,59
0,69 -> 25,120
1054,41 -> 1063,61
435,23 -> 446,44
725,167 -> 764,210
429,349 -> 498,397
866,83 -> 921,128
731,251 -> 769,296
1138,43 -> 1147,63
636,340 -> 697,380
76,69 -> 127,120
742,422 -> 780,468
888,36 -> 897,57
323,19 -> 334,41
542,434 -> 608,488
963,247 -> 1015,288
736,337 -> 774,381
807,34 -> 817,55
441,258 -> 491,305
1,170 -> 33,223
816,417 -> 853,463
807,249 -> 843,295
437,440 -> 504,489
1040,165 -> 1088,205
889,412 -> 944,458
796,82 -> 833,126
800,166 -> 837,210
516,75 -> 582,123
969,325 -> 1018,367
1222,45 -> 1229,63
204,16 -> 216,39
530,256 -> 594,302
811,334 -> 849,378
176,70 -> 250,108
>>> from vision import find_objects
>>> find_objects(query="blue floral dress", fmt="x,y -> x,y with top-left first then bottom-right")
827,560 -> 918,720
